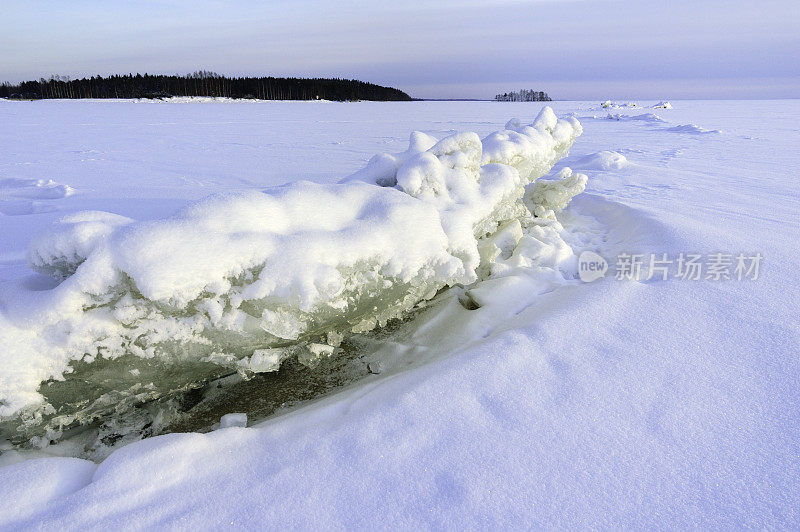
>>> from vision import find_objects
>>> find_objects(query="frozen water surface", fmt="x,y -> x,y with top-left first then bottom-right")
0,99 -> 798,528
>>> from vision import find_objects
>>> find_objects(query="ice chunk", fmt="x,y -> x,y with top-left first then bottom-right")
297,343 -> 336,368
343,131 -> 438,187
525,168 -> 588,214
28,211 -> 134,280
0,108 -> 583,441
483,108 -> 582,183
600,101 -> 639,109
477,220 -> 523,277
219,413 -> 247,429
238,349 -> 285,373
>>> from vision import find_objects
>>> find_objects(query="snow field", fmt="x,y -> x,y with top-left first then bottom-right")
1,99 -> 798,528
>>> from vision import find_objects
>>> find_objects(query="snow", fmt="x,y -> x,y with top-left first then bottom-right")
134,96 -> 261,104
666,123 -> 722,134
1,99 -> 799,528
525,167 -> 587,213
571,150 -> 629,171
133,96 -> 338,104
0,106 -> 580,429
218,413 -> 247,429
606,112 -> 666,123
0,457 -> 96,523
600,100 -> 641,109
28,211 -> 134,280
0,178 -> 75,216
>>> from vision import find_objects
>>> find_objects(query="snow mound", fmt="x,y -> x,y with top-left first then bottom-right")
0,457 -> 96,523
0,178 -> 75,200
572,151 -> 629,171
0,107 -> 583,441
667,124 -> 721,134
600,101 -> 640,109
0,178 -> 75,216
606,113 -> 666,123
653,101 -> 673,109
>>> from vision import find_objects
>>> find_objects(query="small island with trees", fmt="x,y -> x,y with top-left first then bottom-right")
0,71 -> 412,101
494,89 -> 551,102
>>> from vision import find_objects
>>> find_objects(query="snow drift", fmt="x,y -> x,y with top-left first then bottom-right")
572,151 -> 629,171
667,123 -> 721,134
0,107 -> 582,443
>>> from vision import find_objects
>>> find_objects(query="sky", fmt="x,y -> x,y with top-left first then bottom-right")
1,0 -> 798,100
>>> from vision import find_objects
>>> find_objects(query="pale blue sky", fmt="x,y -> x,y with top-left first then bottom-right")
2,0 -> 798,99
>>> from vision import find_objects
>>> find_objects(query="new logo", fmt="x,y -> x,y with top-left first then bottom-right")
578,251 -> 608,282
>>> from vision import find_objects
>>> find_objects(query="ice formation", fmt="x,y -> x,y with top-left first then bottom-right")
27,211 -> 134,280
525,168 -> 588,214
572,151 -> 629,171
218,413 -> 247,429
0,107 -> 583,442
600,101 -> 640,109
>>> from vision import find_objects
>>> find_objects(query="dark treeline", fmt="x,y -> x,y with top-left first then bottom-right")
0,71 -> 412,101
495,89 -> 552,102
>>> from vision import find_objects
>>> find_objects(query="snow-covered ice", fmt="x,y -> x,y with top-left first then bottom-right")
600,100 -> 641,109
0,106 -> 581,439
0,98 -> 798,528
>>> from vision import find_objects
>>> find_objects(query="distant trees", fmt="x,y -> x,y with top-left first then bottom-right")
495,90 -> 551,102
0,72 -> 412,101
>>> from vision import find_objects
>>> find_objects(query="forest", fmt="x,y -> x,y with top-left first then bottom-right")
494,89 -> 552,102
0,71 -> 412,101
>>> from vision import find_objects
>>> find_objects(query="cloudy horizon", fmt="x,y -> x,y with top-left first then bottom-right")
2,0 -> 798,100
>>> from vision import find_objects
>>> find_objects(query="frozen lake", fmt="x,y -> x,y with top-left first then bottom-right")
1,98 -> 798,528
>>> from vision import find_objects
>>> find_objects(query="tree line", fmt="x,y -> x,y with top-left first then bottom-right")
494,89 -> 551,102
0,71 -> 412,101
